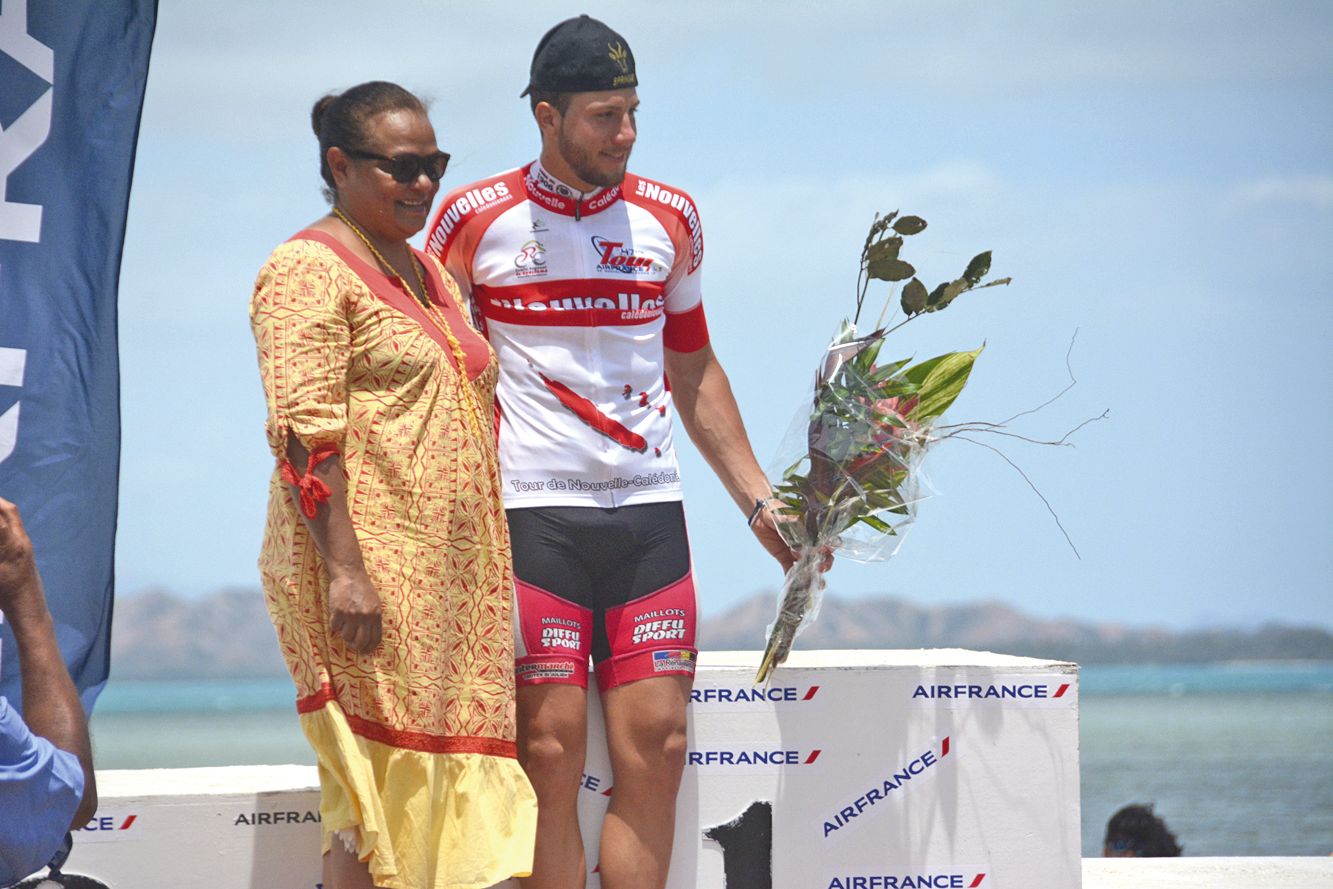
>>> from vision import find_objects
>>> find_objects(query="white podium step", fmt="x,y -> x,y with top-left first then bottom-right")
48,649 -> 1082,888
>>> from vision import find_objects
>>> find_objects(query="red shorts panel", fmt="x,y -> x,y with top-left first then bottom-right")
513,580 -> 592,687
594,573 -> 698,691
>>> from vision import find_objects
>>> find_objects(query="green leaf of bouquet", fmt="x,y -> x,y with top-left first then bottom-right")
869,357 -> 912,381
892,215 -> 928,235
963,251 -> 992,286
902,352 -> 950,387
926,282 -> 949,309
865,236 -> 902,264
858,514 -> 894,533
936,278 -> 970,310
868,258 -> 916,282
901,278 -> 928,315
912,346 -> 984,422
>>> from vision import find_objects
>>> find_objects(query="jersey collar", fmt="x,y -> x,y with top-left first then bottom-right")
523,159 -> 622,220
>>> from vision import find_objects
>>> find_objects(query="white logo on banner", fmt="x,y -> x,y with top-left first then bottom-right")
0,0 -> 55,243
0,346 -> 25,464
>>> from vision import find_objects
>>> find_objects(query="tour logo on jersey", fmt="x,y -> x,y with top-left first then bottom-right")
514,239 -> 548,278
591,235 -> 662,275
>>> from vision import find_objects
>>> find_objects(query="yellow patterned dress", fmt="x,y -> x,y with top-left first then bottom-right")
250,231 -> 537,889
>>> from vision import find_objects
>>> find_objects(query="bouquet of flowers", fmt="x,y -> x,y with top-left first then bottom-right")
756,212 -> 1012,684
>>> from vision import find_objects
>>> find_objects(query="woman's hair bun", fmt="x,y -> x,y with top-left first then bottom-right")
311,94 -> 338,138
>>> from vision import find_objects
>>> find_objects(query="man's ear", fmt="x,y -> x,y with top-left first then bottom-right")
534,101 -> 560,137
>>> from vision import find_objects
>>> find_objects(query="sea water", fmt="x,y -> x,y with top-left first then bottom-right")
89,662 -> 1333,857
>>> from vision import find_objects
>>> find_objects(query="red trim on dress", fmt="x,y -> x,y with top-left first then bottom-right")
289,229 -> 489,379
295,684 -> 518,758
279,442 -> 339,518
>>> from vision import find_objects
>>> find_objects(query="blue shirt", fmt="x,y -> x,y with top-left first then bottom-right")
0,696 -> 83,886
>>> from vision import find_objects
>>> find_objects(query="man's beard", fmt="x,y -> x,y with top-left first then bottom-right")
557,127 -> 630,190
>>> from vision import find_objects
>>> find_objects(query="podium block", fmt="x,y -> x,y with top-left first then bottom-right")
560,649 -> 1082,889
48,650 -> 1079,888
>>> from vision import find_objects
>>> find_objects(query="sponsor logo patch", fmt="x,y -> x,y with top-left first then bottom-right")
539,616 -> 582,651
590,235 -> 662,275
652,649 -> 696,672
691,684 -> 822,706
687,747 -> 822,768
633,608 -> 688,645
514,239 -> 548,278
633,180 -> 703,272
826,873 -> 986,889
234,809 -> 321,827
909,675 -> 1076,708
517,660 -> 578,681
426,181 -> 512,253
822,738 -> 951,839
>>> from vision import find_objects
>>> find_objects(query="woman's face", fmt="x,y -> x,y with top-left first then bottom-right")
329,107 -> 440,242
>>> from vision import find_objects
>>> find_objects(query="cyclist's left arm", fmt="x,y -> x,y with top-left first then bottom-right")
665,345 -> 794,572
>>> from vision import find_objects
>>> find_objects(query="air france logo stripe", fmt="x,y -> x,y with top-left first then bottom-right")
823,738 -> 952,838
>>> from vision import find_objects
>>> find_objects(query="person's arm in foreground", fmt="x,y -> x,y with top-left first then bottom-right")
665,344 -> 795,572
280,437 -> 382,653
0,497 -> 97,828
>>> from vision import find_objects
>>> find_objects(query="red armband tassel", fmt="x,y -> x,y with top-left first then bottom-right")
279,442 -> 340,518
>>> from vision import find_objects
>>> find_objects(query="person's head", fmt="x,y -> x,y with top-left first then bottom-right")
1103,803 -> 1183,857
522,16 -> 639,191
311,81 -> 446,241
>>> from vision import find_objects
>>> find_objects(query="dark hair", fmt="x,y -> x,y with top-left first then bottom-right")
1104,803 -> 1183,857
311,81 -> 427,200
528,89 -> 573,116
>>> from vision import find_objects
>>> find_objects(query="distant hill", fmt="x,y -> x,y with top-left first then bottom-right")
112,587 -> 286,680
699,593 -> 1333,665
109,587 -> 1333,680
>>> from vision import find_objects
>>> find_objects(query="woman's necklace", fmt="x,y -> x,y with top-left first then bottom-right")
332,206 -> 430,307
331,206 -> 489,445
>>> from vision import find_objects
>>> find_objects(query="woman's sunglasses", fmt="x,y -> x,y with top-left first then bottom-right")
343,148 -> 451,183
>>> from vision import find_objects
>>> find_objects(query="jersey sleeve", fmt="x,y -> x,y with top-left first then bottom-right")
0,697 -> 84,885
652,187 -> 709,353
424,174 -> 522,320
249,241 -> 351,457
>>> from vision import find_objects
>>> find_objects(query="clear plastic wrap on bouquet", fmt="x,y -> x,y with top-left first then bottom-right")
756,320 -> 979,684
754,210 -> 1005,684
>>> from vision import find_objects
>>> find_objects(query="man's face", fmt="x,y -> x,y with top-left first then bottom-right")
553,88 -> 638,189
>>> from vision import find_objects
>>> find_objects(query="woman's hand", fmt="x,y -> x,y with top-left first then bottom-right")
328,572 -> 382,653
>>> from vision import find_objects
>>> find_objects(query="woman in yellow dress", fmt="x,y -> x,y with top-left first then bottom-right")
249,81 -> 537,889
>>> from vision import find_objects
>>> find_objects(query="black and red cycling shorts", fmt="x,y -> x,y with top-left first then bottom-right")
507,502 -> 698,692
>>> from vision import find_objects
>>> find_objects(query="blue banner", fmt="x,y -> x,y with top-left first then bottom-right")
0,1 -> 156,713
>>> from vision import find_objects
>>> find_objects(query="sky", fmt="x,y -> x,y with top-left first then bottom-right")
112,1 -> 1333,631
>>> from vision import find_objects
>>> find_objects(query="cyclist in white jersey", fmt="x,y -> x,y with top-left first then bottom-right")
426,16 -> 793,889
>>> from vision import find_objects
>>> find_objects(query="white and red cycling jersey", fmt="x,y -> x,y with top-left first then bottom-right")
424,159 -> 709,509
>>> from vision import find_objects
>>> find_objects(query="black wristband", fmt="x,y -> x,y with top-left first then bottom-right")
747,497 -> 769,527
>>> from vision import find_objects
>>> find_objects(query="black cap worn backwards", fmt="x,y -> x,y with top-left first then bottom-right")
521,15 -> 637,98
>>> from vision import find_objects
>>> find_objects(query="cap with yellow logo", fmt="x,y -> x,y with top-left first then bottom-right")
521,15 -> 638,97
